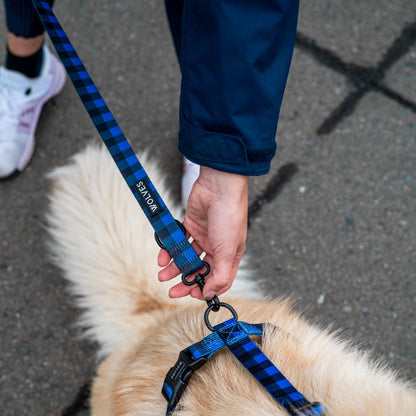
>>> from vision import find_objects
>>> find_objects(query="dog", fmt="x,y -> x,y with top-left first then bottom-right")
47,144 -> 416,415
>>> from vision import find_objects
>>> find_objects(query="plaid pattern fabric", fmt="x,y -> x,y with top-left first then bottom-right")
163,321 -> 263,416
32,0 -> 204,277
215,319 -> 326,416
189,321 -> 263,360
164,319 -> 325,416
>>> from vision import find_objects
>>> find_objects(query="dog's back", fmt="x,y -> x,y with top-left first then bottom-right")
47,144 -> 416,415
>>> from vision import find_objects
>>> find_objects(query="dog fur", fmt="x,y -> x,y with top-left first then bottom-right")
47,144 -> 416,415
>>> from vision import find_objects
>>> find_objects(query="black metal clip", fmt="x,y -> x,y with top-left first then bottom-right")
162,347 -> 208,408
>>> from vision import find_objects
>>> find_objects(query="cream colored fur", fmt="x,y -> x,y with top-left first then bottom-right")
47,144 -> 415,415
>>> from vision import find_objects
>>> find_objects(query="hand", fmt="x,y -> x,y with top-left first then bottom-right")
158,166 -> 249,300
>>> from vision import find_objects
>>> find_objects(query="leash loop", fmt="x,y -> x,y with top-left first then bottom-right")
204,303 -> 238,331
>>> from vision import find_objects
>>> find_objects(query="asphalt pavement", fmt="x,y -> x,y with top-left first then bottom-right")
0,1 -> 415,415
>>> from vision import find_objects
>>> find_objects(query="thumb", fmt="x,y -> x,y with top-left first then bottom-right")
202,259 -> 233,301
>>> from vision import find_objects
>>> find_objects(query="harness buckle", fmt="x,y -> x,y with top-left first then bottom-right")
162,347 -> 207,408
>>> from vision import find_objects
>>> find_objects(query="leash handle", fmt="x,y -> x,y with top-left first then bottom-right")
32,0 -> 205,277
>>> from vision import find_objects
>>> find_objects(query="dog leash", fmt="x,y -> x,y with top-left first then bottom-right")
32,2 -> 325,415
32,0 -> 204,281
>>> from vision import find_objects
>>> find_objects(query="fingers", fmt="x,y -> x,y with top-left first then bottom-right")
158,248 -> 181,282
158,235 -> 245,299
157,241 -> 204,282
157,249 -> 171,267
158,261 -> 180,282
168,281 -> 203,299
168,282 -> 193,298
159,248 -> 242,301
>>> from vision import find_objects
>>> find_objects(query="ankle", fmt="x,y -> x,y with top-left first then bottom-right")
7,32 -> 44,56
5,44 -> 44,78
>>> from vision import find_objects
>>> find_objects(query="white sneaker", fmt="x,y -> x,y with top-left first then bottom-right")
0,45 -> 66,179
181,157 -> 200,209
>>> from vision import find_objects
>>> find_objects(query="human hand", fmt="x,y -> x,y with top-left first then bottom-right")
158,166 -> 249,300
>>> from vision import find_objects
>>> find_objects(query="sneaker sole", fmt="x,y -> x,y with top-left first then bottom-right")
16,55 -> 67,173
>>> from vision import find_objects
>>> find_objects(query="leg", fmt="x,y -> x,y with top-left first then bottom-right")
0,0 -> 65,179
4,0 -> 53,39
3,0 -> 53,77
7,32 -> 44,57
5,32 -> 45,78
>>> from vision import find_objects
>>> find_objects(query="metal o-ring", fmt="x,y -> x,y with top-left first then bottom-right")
206,295 -> 220,312
204,302 -> 238,332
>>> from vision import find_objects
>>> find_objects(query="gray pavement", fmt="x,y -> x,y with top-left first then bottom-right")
0,1 -> 415,415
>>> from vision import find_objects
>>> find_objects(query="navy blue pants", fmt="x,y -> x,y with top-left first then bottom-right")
4,0 -> 53,37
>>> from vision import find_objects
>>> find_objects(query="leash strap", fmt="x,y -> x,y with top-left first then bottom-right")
32,0 -> 205,278
163,319 -> 325,416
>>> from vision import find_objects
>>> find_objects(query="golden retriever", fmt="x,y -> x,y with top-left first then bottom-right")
47,144 -> 415,415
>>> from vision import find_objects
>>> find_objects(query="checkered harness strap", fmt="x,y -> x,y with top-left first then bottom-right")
164,319 -> 325,416
32,0 -> 204,278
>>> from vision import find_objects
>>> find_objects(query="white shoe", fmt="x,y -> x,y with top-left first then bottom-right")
181,157 -> 200,209
0,45 -> 66,179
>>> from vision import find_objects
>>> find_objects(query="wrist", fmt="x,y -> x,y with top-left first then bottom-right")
198,166 -> 249,197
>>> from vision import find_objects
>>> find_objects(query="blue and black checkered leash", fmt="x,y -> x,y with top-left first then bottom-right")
33,2 -> 325,415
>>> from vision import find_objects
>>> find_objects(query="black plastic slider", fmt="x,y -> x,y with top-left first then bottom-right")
162,347 -> 208,408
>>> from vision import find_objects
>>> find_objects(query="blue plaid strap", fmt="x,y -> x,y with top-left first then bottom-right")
163,321 -> 264,415
214,319 -> 326,416
32,0 -> 205,277
189,321 -> 263,360
163,319 -> 325,415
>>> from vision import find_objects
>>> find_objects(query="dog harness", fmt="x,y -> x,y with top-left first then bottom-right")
32,2 -> 326,415
164,318 -> 325,416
